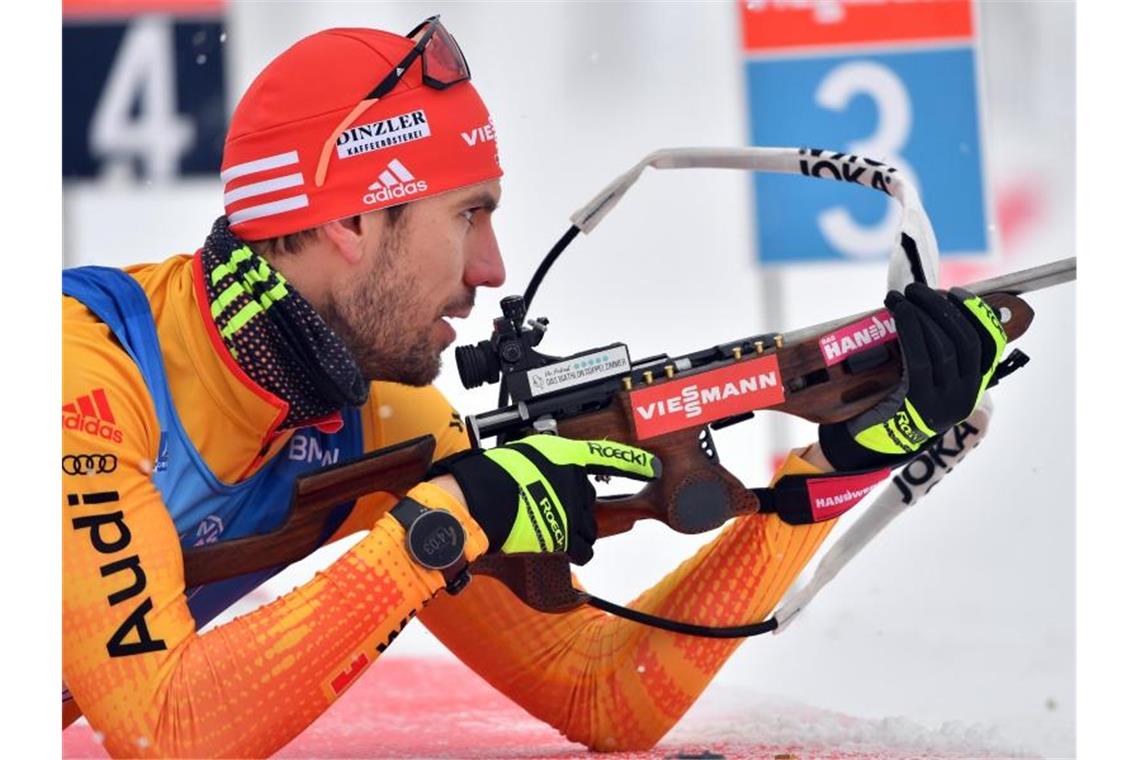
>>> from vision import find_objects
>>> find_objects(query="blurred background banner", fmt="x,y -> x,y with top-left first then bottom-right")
62,3 -> 1075,757
62,0 -> 231,266
742,0 -> 991,264
62,0 -> 227,182
739,0 -> 994,474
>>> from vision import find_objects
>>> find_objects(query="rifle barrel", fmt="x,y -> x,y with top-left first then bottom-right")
783,257 -> 1076,345
967,256 -> 1076,296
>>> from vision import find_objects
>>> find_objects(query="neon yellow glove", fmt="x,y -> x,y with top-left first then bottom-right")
428,435 -> 660,564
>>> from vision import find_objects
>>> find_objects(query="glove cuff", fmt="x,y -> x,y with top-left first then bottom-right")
818,422 -> 913,472
427,450 -> 516,553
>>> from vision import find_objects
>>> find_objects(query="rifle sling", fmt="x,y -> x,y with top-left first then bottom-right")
569,467 -> 895,637
585,594 -> 779,638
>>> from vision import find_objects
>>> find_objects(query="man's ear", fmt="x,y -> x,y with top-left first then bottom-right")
320,215 -> 366,264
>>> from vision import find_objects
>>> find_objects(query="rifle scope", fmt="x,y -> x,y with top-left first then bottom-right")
455,295 -> 547,390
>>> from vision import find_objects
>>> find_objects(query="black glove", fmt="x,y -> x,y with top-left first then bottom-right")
428,435 -> 661,565
819,282 -> 1007,471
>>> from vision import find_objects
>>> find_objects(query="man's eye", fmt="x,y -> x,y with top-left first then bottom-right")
461,209 -> 476,225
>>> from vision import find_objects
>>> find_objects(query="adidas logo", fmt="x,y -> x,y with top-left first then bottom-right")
62,388 -> 124,444
362,159 -> 428,205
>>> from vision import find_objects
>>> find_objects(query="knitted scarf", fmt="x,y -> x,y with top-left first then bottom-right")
199,217 -> 369,429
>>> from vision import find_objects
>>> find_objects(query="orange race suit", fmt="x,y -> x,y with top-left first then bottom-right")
62,251 -> 839,758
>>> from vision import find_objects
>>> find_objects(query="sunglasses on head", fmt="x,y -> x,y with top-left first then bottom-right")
316,16 -> 471,188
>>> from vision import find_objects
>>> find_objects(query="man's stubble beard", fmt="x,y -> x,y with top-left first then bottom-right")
319,234 -> 443,387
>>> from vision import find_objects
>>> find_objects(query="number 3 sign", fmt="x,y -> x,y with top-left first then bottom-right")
741,0 -> 992,264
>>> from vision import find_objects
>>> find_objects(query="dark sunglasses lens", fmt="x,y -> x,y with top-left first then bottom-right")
421,25 -> 469,87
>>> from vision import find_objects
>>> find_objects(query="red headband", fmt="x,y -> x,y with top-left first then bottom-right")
221,27 -> 501,240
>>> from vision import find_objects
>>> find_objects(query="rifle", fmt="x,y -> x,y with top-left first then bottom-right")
458,147 -> 1075,634
181,257 -> 1073,614
179,147 -> 1074,637
456,258 -> 1072,632
458,261 -> 1069,537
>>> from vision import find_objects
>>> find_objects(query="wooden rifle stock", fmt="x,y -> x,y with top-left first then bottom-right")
556,291 -> 1033,540
181,435 -> 436,587
179,292 -> 1037,616
472,291 -> 1039,615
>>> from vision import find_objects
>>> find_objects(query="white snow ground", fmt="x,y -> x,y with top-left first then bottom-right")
65,2 -> 1076,758
671,687 -> 1048,758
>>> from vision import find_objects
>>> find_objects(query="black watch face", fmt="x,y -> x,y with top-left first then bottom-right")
407,510 -> 465,570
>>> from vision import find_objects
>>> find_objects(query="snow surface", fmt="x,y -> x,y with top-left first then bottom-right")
64,658 -> 1051,759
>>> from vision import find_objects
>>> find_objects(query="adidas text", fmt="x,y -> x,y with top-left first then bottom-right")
63,414 -> 123,444
363,179 -> 427,205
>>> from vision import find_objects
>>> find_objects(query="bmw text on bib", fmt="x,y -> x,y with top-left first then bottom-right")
628,355 -> 785,440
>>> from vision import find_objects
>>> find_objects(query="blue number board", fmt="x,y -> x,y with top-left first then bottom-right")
745,46 -> 991,264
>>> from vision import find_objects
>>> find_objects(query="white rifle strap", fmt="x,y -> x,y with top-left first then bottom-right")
570,146 -> 940,286
773,394 -> 993,632
569,145 -> 992,634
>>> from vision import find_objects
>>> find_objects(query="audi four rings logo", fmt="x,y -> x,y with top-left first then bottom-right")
62,454 -> 118,475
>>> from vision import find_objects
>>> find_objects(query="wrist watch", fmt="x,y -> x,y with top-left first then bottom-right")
389,496 -> 470,595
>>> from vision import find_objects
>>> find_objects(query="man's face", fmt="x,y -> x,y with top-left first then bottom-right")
323,179 -> 505,385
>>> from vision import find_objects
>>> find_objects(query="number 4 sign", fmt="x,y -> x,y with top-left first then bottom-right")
741,0 -> 993,264
63,1 -> 226,182
89,17 -> 197,181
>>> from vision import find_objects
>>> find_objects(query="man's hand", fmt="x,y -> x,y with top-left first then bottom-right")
428,435 -> 661,564
818,283 -> 1007,471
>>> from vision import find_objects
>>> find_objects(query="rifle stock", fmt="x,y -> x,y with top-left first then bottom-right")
468,292 -> 1039,615
178,292 -> 1037,604
546,291 -> 1033,540
181,435 -> 437,587
775,291 -> 1032,423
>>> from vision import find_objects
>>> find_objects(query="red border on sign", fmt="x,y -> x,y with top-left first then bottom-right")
64,0 -> 224,17
740,0 -> 974,52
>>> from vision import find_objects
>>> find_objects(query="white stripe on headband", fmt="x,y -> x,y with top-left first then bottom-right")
220,150 -> 300,186
228,194 -> 310,225
387,158 -> 413,182
223,173 -> 304,205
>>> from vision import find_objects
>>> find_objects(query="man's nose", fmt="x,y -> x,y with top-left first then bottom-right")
465,228 -> 506,289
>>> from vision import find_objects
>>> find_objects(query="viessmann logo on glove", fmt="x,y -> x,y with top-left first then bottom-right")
628,355 -> 784,439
